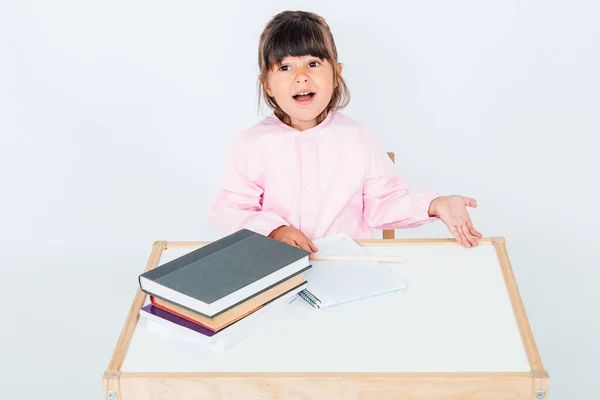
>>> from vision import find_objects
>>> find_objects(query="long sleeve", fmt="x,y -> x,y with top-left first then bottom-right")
361,132 -> 440,230
208,134 -> 289,237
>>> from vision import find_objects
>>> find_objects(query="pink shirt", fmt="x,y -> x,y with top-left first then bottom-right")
208,110 -> 440,240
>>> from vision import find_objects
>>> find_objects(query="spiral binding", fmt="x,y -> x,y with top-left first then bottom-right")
298,289 -> 322,309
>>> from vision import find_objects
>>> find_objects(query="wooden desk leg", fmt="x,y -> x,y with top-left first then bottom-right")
532,369 -> 550,399
102,241 -> 166,400
103,370 -> 120,400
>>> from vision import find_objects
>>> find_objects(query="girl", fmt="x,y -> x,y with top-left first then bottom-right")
208,10 -> 482,252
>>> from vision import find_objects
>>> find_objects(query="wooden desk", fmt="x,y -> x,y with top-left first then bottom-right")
103,237 -> 549,399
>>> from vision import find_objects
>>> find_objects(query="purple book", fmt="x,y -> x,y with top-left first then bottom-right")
141,304 -> 226,337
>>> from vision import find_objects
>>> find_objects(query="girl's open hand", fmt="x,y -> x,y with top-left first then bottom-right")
428,195 -> 482,247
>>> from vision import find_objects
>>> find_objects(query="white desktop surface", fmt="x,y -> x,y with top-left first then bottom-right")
121,244 -> 529,373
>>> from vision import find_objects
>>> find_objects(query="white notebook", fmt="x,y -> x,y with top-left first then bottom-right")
298,233 -> 406,309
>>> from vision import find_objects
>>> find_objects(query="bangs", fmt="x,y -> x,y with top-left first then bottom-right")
262,19 -> 333,70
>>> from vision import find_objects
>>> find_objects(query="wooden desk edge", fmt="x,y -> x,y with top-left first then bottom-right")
492,239 -> 546,371
103,371 -> 546,399
163,237 -> 496,248
103,236 -> 550,400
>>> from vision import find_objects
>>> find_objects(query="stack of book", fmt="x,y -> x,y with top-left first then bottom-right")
137,229 -> 312,350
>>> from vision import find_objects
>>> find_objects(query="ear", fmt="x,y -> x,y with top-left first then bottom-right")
335,62 -> 343,87
264,77 -> 274,97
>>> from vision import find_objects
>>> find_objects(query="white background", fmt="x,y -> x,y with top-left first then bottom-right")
1,0 -> 598,399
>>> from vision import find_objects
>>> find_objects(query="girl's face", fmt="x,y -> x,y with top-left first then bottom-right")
265,55 -> 342,131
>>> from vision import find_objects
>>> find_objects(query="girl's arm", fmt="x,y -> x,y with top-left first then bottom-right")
208,135 -> 289,237
361,131 -> 440,230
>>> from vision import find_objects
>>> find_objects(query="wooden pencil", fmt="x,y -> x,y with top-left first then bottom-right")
310,254 -> 405,263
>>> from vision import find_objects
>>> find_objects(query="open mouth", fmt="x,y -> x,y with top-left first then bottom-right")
293,91 -> 316,104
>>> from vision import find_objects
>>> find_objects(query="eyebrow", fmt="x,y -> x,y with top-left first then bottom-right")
279,56 -> 323,64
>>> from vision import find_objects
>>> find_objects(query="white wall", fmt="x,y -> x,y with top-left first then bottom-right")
1,1 -> 598,399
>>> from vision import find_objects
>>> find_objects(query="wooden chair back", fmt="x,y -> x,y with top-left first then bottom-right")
383,152 -> 395,239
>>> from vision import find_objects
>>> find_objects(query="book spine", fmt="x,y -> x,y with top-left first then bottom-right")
297,289 -> 321,309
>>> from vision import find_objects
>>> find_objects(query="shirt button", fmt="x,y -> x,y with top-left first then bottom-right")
304,185 -> 311,191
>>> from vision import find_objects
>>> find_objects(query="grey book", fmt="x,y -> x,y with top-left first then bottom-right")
139,229 -> 312,318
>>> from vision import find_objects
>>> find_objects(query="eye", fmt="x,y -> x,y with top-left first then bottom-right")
279,65 -> 290,71
309,61 -> 321,67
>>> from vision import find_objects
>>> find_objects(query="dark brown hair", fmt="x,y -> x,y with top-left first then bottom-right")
257,10 -> 350,126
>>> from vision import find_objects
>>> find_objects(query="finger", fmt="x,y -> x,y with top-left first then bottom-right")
463,197 -> 478,208
295,236 -> 313,252
297,231 -> 318,253
457,224 -> 472,247
449,225 -> 463,245
466,220 -> 482,238
304,235 -> 318,253
282,238 -> 298,248
461,224 -> 478,247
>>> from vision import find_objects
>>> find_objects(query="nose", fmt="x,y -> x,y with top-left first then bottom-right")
295,68 -> 309,83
